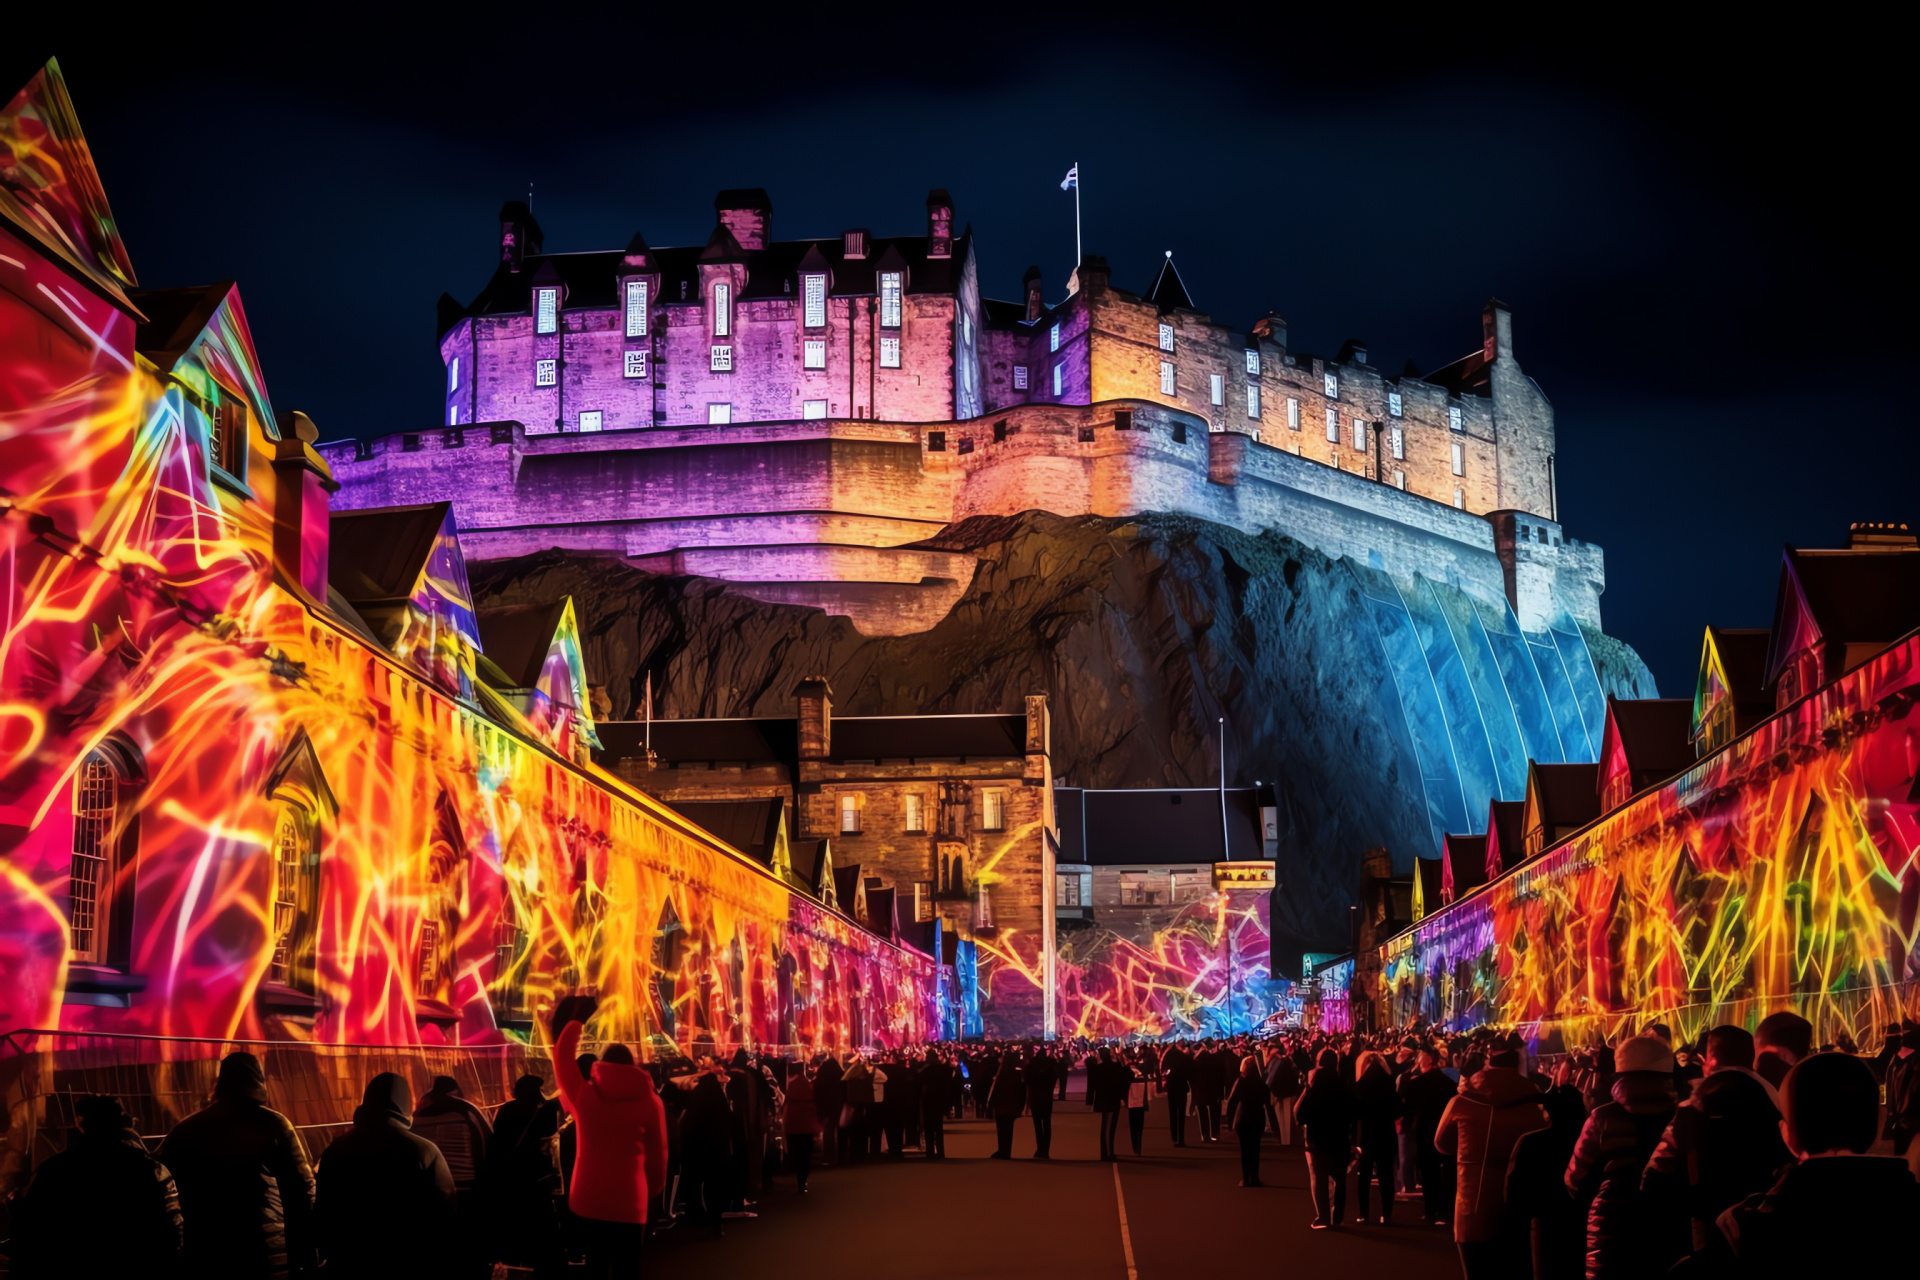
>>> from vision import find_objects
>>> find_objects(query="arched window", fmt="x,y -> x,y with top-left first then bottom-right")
268,803 -> 318,989
69,750 -> 121,963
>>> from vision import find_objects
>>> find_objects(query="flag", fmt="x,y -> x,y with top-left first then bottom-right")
1060,164 -> 1078,191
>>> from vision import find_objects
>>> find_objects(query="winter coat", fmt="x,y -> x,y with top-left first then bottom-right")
1026,1054 -> 1059,1107
990,1062 -> 1027,1117
920,1058 -> 953,1115
1291,1068 -> 1355,1155
485,1090 -> 562,1196
1432,1065 -> 1547,1243
1160,1047 -> 1192,1090
782,1075 -> 821,1136
412,1087 -> 492,1190
1225,1076 -> 1270,1134
1503,1085 -> 1588,1280
1719,1155 -> 1920,1279
1088,1060 -> 1129,1113
11,1124 -> 183,1278
157,1054 -> 315,1279
1886,1050 -> 1920,1140
1265,1053 -> 1301,1100
1352,1064 -> 1402,1146
842,1060 -> 876,1108
1398,1065 -> 1458,1148
550,1021 -> 670,1224
313,1073 -> 457,1277
1190,1049 -> 1227,1101
1564,1070 -> 1684,1278
813,1059 -> 847,1120
1642,1065 -> 1790,1248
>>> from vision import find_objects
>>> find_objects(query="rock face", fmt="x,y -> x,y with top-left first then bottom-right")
470,511 -> 1655,957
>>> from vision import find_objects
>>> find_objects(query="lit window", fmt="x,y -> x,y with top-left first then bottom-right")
209,390 -> 248,479
68,750 -> 120,962
579,410 -> 603,433
963,314 -> 972,345
1452,440 -> 1465,476
880,336 -> 901,368
1287,398 -> 1300,431
711,345 -> 733,371
449,356 -> 460,393
1057,873 -> 1081,907
904,793 -> 924,832
1158,323 -> 1174,352
708,403 -> 732,424
1053,364 -> 1063,396
1324,372 -> 1338,398
1210,373 -> 1224,406
803,400 -> 828,419
713,283 -> 731,337
1013,365 -> 1029,390
1449,405 -> 1463,432
625,280 -> 648,338
804,340 -> 826,370
804,273 -> 827,328
268,804 -> 310,985
879,272 -> 902,329
624,350 -> 648,379
1391,426 -> 1405,460
536,288 -> 557,334
1353,419 -> 1368,451
840,794 -> 862,834
1050,323 -> 1061,352
1326,407 -> 1339,443
535,359 -> 557,387
1160,362 -> 1175,395
447,406 -> 459,427
1394,469 -> 1406,490
1454,487 -> 1465,509
1246,350 -> 1261,376
1247,385 -> 1261,418
1388,391 -> 1403,418
982,787 -> 1007,831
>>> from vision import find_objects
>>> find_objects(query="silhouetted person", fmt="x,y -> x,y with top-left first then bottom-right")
1504,1067 -> 1587,1280
989,1052 -> 1026,1159
1027,1048 -> 1059,1158
1352,1051 -> 1403,1223
1295,1048 -> 1356,1229
482,1073 -> 563,1271
1565,1036 -> 1685,1279
1161,1043 -> 1193,1146
1400,1044 -> 1457,1226
920,1051 -> 952,1159
314,1072 -> 456,1279
1752,1011 -> 1812,1089
1435,1046 -> 1545,1274
1224,1056 -> 1269,1187
11,1094 -> 183,1278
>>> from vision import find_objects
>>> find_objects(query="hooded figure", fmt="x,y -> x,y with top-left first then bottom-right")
551,1020 -> 669,1229
411,1075 -> 492,1192
314,1073 -> 456,1277
482,1074 -> 563,1269
158,1052 -> 315,1279
12,1094 -> 183,1278
1564,1036 -> 1686,1278
1433,1051 -> 1547,1259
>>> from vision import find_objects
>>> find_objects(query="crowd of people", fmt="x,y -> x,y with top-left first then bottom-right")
7,1000 -> 1919,1278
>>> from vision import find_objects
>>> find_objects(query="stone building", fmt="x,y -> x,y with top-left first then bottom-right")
596,683 -> 1057,1038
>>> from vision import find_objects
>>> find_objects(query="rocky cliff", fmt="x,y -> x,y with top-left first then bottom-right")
469,511 -> 1656,956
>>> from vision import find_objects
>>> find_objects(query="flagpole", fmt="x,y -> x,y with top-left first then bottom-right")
1073,161 -> 1082,266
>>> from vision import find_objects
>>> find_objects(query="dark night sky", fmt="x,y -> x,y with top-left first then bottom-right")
12,10 -> 1912,697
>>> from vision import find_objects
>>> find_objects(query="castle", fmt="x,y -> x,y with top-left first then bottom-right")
325,188 -> 1599,640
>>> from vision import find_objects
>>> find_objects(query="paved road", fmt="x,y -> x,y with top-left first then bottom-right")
648,1075 -> 1460,1278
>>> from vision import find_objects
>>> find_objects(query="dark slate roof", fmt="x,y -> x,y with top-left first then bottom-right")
130,282 -> 232,369
665,798 -> 784,866
475,602 -> 567,689
826,714 -> 1025,762
1442,834 -> 1488,900
1420,347 -> 1492,397
789,838 -> 831,894
896,918 -> 938,958
1764,546 -> 1920,686
865,887 -> 897,940
1529,762 -> 1601,833
980,296 -> 1036,330
1605,698 -> 1695,786
1144,254 -> 1194,312
1707,627 -> 1771,709
1413,856 -> 1444,913
327,502 -> 453,606
1485,800 -> 1526,878
832,864 -> 862,914
594,717 -> 798,769
1052,787 -> 1266,865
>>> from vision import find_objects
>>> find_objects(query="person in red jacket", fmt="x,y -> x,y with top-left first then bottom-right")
549,996 -> 668,1280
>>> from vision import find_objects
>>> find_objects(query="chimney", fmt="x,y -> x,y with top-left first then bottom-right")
1024,693 -> 1050,786
1846,521 -> 1919,550
1251,310 -> 1287,349
842,228 -> 869,260
1482,297 -> 1513,362
1023,266 -> 1043,321
926,189 -> 954,259
1065,253 -> 1109,298
795,677 -> 832,759
714,189 -> 772,252
499,201 -> 543,274
271,410 -> 339,602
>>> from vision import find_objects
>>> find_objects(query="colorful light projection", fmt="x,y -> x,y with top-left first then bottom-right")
0,61 -> 938,1059
1041,886 -> 1283,1039
1379,636 -> 1920,1044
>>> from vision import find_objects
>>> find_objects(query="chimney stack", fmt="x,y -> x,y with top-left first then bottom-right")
1023,266 -> 1043,321
795,677 -> 832,759
499,201 -> 543,274
1482,297 -> 1513,363
714,189 -> 772,252
926,189 -> 954,259
271,410 -> 339,602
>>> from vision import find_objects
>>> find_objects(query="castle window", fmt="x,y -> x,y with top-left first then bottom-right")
914,881 -> 934,922
840,794 -> 863,834
535,287 -> 558,334
1053,364 -> 1063,396
1247,385 -> 1261,418
1050,323 -> 1061,353
1288,398 -> 1300,431
981,788 -> 1007,832
1246,349 -> 1261,377
1394,469 -> 1406,490
708,403 -> 732,424
624,350 -> 648,380
535,359 -> 557,387
711,345 -> 733,372
993,420 -> 1008,443
880,337 -> 902,368
449,356 -> 460,393
1325,407 -> 1339,443
1057,872 -> 1081,907
804,340 -> 826,370
804,273 -> 827,328
712,283 -> 731,337
879,272 -> 903,329
1449,405 -> 1463,432
804,400 -> 828,419
904,793 -> 925,832
1353,419 -> 1368,451
1391,426 -> 1405,460
1115,410 -> 1133,431
268,803 -> 314,987
578,410 -> 603,433
1159,323 -> 1175,352
448,405 -> 460,427
69,750 -> 123,963
1324,372 -> 1338,399
1160,362 -> 1175,395
1454,488 -> 1465,509
209,382 -> 249,481
1210,373 -> 1224,406
625,279 -> 648,338
1452,440 -> 1465,476
1388,391 -> 1403,418
1013,365 -> 1029,390
928,430 -> 946,451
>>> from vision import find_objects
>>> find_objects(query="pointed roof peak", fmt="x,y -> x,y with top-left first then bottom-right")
700,223 -> 747,262
1145,251 -> 1193,313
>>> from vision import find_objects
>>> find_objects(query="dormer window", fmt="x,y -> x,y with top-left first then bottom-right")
625,280 -> 648,338
1158,323 -> 1174,352
713,283 -> 731,337
209,382 -> 249,481
804,273 -> 827,328
1449,405 -> 1463,432
535,287 -> 558,335
879,272 -> 902,329
1324,372 -> 1338,399
1388,391 -> 1403,418
1050,323 -> 1061,352
1246,349 -> 1261,376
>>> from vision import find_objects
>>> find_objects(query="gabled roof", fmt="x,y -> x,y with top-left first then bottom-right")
1411,856 -> 1444,922
1484,799 -> 1526,879
475,601 -> 571,688
130,281 -> 280,442
789,838 -> 834,898
596,717 -> 799,769
1144,253 -> 1194,312
1694,626 -> 1771,739
1440,833 -> 1488,904
665,798 -> 785,867
1599,698 -> 1695,798
828,713 -> 1026,762
1524,762 -> 1601,838
328,502 -> 462,605
865,886 -> 898,940
1763,544 -> 1920,688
